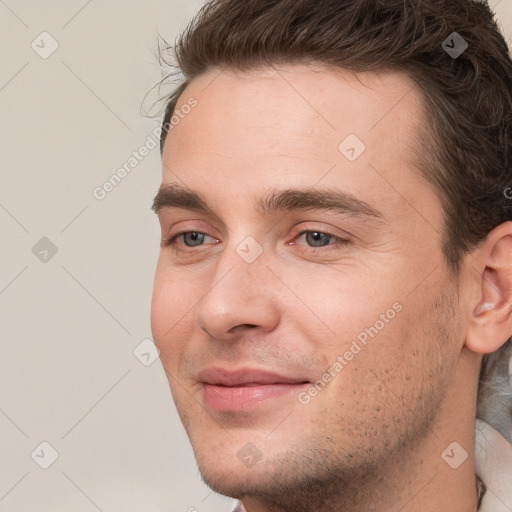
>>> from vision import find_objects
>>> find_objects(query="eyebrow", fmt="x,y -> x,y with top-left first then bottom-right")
151,183 -> 384,222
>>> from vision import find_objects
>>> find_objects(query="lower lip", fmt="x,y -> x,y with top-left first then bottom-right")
202,383 -> 308,411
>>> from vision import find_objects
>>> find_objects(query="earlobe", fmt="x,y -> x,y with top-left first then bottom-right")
465,222 -> 512,355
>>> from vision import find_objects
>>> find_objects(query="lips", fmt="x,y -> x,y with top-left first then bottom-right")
198,367 -> 310,411
198,367 -> 309,386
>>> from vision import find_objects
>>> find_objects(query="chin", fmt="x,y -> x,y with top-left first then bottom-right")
195,458 -> 269,499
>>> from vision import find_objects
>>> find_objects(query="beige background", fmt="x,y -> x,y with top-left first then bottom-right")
0,1 -> 511,511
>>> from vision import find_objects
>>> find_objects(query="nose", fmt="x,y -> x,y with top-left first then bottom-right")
195,243 -> 280,340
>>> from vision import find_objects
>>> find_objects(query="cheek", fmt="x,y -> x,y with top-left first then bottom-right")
150,273 -> 172,345
299,276 -> 438,405
150,268 -> 197,365
289,271 -> 394,356
310,309 -> 437,436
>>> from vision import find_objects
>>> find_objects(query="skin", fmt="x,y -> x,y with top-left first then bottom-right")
151,64 -> 512,512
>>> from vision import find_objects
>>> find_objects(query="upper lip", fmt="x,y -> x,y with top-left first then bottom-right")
197,367 -> 309,387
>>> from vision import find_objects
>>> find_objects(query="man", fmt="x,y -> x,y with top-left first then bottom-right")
150,0 -> 512,510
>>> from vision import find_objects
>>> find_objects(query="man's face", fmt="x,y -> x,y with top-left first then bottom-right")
151,65 -> 464,502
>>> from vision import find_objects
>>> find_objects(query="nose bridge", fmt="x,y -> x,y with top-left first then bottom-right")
205,235 -> 268,309
215,229 -> 270,292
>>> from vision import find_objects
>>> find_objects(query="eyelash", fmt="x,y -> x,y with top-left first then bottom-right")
161,230 -> 349,254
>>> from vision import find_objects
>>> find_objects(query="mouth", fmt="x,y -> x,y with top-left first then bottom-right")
197,367 -> 310,412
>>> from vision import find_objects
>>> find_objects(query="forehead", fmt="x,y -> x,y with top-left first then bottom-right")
161,64 -> 441,230
166,64 -> 425,155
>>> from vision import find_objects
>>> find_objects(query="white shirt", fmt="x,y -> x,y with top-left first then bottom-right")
475,419 -> 512,511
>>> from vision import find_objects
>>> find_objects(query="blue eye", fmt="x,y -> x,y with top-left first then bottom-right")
303,231 -> 335,247
161,229 -> 348,255
291,230 -> 350,254
182,232 -> 206,247
162,230 -> 216,250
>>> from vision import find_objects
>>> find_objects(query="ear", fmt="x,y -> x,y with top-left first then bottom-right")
465,221 -> 512,354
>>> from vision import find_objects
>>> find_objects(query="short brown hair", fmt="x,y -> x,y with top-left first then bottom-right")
157,0 -> 512,276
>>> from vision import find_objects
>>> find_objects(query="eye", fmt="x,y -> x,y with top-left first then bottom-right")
161,229 -> 348,254
294,230 -> 347,249
181,232 -> 207,247
162,231 -> 218,249
300,231 -> 336,247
